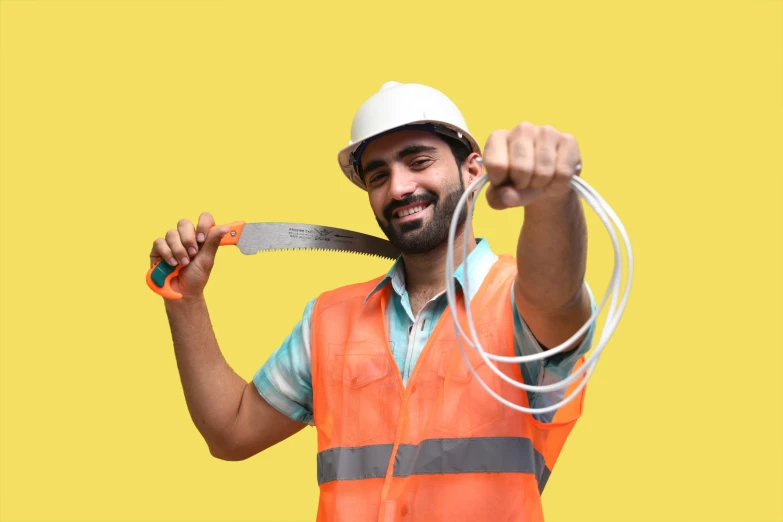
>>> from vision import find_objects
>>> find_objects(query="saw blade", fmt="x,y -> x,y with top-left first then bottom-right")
235,222 -> 401,260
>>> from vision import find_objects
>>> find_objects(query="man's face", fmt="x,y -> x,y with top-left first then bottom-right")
360,130 -> 469,255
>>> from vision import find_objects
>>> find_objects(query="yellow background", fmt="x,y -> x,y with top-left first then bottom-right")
1,0 -> 781,521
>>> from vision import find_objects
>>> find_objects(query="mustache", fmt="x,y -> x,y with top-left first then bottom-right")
383,192 -> 438,222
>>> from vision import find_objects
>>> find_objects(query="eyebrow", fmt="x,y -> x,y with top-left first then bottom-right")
362,145 -> 439,177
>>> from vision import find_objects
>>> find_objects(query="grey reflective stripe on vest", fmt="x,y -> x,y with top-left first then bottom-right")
317,444 -> 394,484
394,437 -> 551,493
318,437 -> 552,493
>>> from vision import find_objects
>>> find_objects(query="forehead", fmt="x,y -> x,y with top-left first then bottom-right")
361,129 -> 446,163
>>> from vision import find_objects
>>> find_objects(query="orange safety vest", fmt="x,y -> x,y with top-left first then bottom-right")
311,255 -> 586,521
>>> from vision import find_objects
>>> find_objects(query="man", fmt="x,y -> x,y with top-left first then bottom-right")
151,81 -> 596,521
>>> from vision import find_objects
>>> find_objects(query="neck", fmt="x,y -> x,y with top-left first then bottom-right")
401,223 -> 477,295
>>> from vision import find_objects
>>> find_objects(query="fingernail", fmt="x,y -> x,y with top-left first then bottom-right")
181,257 -> 189,266
169,257 -> 177,265
197,233 -> 205,242
188,247 -> 197,256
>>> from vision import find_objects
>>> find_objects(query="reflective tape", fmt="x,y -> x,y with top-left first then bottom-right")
318,437 -> 551,492
317,444 -> 393,484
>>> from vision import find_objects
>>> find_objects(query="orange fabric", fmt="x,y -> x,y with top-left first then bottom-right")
311,256 -> 586,521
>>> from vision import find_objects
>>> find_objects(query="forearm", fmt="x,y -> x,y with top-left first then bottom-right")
516,191 -> 587,311
164,295 -> 246,451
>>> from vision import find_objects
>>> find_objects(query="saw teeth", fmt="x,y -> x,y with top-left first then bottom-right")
250,247 -> 394,260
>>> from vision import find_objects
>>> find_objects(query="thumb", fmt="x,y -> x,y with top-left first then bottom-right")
486,186 -> 541,209
485,185 -> 510,210
193,226 -> 230,272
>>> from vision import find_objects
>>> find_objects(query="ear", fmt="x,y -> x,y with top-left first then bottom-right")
463,152 -> 483,187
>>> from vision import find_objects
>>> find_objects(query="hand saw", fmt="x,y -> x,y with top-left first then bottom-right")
146,221 -> 401,299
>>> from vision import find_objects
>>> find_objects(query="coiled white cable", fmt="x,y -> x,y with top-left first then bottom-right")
445,160 -> 633,414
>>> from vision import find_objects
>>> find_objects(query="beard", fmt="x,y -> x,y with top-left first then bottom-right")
375,175 -> 468,255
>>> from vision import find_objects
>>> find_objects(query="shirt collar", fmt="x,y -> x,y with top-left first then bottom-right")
364,238 -> 498,304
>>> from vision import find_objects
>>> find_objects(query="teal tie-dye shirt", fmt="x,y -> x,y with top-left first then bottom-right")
254,238 -> 596,424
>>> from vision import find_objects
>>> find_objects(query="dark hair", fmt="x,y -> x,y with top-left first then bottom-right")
438,133 -> 472,170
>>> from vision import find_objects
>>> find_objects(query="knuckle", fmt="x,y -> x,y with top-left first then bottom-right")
554,164 -> 575,179
510,165 -> 533,182
511,160 -> 534,177
177,218 -> 191,228
165,229 -> 179,240
536,169 -> 555,180
509,124 -> 523,137
537,166 -> 555,178
510,141 -> 530,158
537,152 -> 555,168
509,167 -> 532,184
532,171 -> 553,185
483,158 -> 506,172
488,129 -> 508,141
514,121 -> 536,135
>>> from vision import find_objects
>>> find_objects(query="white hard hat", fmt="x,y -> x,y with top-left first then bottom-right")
337,81 -> 481,190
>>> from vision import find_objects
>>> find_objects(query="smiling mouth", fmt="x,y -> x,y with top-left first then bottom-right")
393,203 -> 432,220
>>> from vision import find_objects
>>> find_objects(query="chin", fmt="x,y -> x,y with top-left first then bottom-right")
397,218 -> 427,234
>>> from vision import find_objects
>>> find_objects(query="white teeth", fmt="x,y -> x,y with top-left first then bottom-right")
398,205 -> 426,218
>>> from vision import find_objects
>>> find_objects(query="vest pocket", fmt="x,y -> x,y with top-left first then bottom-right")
435,337 -> 505,435
327,343 -> 391,445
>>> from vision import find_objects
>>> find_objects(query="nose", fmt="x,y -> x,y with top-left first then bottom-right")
388,164 -> 417,201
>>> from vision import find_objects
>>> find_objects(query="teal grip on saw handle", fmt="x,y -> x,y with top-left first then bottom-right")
146,259 -> 184,300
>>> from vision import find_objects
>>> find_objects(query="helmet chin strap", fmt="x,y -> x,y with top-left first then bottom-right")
445,158 -> 634,415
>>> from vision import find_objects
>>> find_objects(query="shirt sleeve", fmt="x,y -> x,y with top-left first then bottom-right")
512,282 -> 597,423
252,298 -> 316,426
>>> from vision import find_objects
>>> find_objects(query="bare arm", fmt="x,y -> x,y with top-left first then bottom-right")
483,123 -> 592,350
165,296 -> 305,460
514,191 -> 591,349
152,212 -> 304,462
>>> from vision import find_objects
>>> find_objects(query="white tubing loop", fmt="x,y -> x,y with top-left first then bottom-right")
445,164 -> 633,414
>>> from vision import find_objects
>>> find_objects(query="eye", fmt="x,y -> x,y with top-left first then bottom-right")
410,158 -> 433,169
367,172 -> 388,186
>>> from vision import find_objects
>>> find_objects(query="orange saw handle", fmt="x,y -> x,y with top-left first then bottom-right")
146,221 -> 245,299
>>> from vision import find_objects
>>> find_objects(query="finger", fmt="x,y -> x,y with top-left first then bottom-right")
485,185 -> 542,209
151,238 -> 177,267
530,126 -> 559,189
194,225 -> 230,273
165,229 -> 190,266
196,212 -> 215,244
485,185 -> 509,210
553,133 -> 582,191
508,122 -> 536,189
178,218 -> 198,258
482,130 -> 510,187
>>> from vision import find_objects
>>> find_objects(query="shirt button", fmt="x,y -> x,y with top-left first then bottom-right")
401,504 -> 408,516
352,377 -> 360,385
